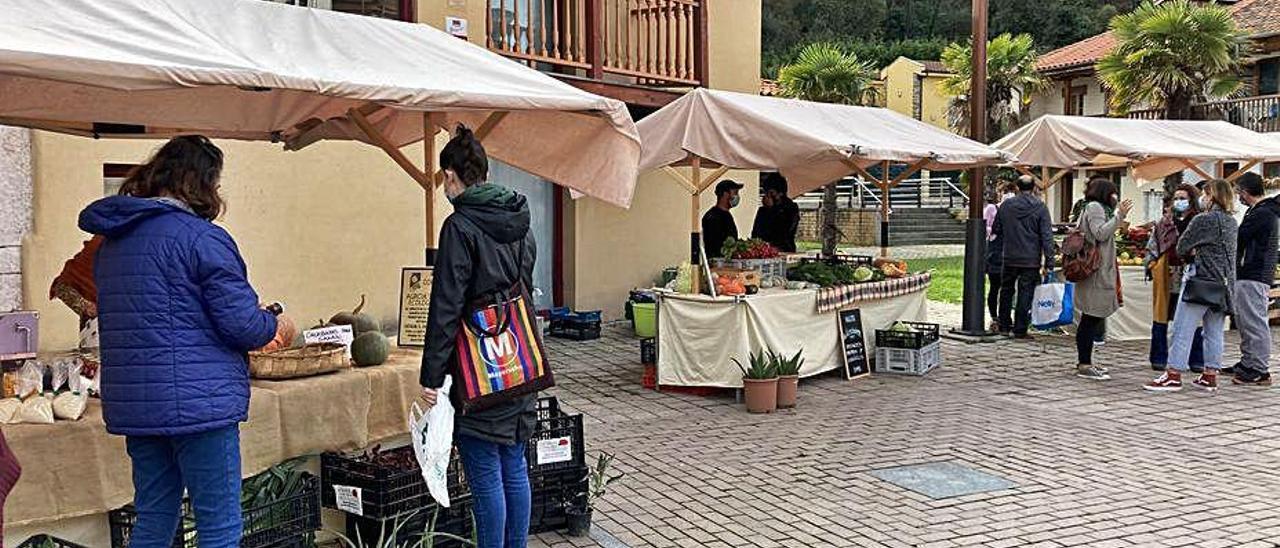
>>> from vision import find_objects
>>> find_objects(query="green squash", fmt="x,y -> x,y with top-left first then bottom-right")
351,331 -> 391,367
330,295 -> 381,334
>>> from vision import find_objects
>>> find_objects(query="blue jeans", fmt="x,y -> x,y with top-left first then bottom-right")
1169,299 -> 1226,372
125,425 -> 242,548
456,435 -> 531,548
1150,294 -> 1204,367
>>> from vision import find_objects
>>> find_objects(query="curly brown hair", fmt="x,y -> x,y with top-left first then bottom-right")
119,136 -> 225,220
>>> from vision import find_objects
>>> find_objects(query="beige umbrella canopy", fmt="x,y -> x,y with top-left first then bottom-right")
992,115 -> 1280,185
0,0 -> 642,214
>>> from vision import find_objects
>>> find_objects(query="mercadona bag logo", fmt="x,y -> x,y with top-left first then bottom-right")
478,331 -> 524,381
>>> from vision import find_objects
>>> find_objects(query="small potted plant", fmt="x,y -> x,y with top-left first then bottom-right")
733,350 -> 779,414
566,452 -> 624,537
772,349 -> 804,409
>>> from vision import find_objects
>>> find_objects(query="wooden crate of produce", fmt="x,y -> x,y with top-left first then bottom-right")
711,267 -> 761,288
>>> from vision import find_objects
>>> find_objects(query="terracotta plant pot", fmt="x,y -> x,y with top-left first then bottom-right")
742,377 -> 779,413
776,375 -> 799,409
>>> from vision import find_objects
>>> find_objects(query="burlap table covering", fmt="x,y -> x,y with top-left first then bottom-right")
3,349 -> 422,527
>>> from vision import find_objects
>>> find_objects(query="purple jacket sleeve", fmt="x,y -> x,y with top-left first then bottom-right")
194,227 -> 277,352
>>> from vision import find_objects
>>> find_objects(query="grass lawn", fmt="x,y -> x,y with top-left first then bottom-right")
908,256 -> 981,305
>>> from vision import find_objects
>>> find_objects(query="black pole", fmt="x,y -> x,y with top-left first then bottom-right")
959,0 -> 990,335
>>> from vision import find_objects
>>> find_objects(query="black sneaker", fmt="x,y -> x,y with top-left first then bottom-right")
1221,364 -> 1237,376
1151,363 -> 1167,372
1013,333 -> 1035,341
1232,369 -> 1273,386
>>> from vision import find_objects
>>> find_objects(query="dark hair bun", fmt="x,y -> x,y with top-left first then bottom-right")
440,123 -> 488,186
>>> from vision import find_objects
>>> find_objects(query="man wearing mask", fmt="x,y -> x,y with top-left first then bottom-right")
1231,172 -> 1278,385
993,174 -> 1055,339
751,173 -> 800,253
703,180 -> 743,259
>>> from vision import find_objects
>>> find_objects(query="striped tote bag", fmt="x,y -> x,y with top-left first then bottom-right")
453,286 -> 553,412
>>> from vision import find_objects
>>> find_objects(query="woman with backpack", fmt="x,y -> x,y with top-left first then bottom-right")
1146,184 -> 1206,372
1072,178 -> 1132,381
1145,179 -> 1238,392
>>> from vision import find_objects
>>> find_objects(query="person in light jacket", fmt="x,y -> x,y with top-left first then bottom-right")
1145,179 -> 1238,392
80,136 -> 279,548
1073,178 -> 1132,381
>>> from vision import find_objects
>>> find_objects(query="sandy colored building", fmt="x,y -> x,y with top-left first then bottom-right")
3,0 -> 762,352
879,57 -> 954,131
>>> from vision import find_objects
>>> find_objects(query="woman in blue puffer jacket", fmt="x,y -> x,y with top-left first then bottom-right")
79,136 -> 278,548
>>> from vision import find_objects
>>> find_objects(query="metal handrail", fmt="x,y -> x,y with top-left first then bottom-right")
851,177 -> 883,209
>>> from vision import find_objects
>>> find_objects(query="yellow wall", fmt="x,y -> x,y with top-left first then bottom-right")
25,133 -> 443,351
880,57 -> 953,131
565,0 -> 762,319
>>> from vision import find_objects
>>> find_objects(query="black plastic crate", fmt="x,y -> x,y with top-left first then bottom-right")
535,396 -> 564,421
548,318 -> 601,341
874,322 -> 941,350
528,465 -> 589,534
344,497 -> 474,548
526,409 -> 585,475
18,535 -> 90,548
640,338 -> 656,365
321,447 -> 467,520
109,474 -> 321,548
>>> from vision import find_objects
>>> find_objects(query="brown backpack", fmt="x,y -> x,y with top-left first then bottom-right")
1060,228 -> 1100,283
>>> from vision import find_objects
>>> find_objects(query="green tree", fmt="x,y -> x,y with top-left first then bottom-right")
777,43 -> 879,257
1097,0 -> 1246,119
940,33 -> 1048,141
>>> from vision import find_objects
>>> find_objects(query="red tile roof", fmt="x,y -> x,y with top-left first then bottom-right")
919,60 -> 953,74
1232,0 -> 1280,37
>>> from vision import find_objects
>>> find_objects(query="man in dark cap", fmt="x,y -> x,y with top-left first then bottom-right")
751,172 -> 800,253
703,180 -> 743,258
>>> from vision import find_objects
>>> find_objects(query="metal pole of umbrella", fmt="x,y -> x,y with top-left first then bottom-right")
959,0 -> 990,335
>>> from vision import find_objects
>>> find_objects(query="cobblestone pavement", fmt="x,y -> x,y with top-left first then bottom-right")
531,323 -> 1280,548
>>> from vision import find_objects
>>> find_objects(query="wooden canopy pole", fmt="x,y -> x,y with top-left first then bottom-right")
690,156 -> 703,293
1226,160 -> 1261,182
1215,160 -> 1225,179
1179,159 -> 1215,182
879,160 -> 891,257
424,113 -> 438,260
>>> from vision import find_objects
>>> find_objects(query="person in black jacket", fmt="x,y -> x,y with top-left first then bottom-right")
1231,172 -> 1278,386
702,180 -> 742,258
750,173 -> 800,253
419,125 -> 539,548
992,175 -> 1055,338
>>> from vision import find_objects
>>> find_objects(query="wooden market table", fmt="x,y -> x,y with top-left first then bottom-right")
4,349 -> 424,543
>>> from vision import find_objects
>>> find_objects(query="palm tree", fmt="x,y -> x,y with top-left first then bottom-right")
777,43 -> 879,257
1097,0 -> 1246,120
941,33 -> 1048,141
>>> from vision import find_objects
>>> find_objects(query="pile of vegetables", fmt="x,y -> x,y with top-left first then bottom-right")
874,257 -> 909,278
1115,226 -> 1149,266
721,238 -> 781,260
308,295 -> 392,366
786,257 -> 910,288
714,274 -> 750,296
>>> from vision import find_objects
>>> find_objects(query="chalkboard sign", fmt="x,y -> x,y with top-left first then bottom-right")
838,308 -> 870,380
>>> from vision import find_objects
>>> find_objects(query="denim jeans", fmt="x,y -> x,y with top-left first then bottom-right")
125,425 -> 242,548
456,435 -> 531,548
1168,298 -> 1226,372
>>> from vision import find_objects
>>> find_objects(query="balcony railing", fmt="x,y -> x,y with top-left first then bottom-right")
1118,95 -> 1280,133
486,0 -> 706,87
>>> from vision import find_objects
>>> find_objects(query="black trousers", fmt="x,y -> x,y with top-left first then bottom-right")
987,272 -> 1001,321
1078,313 -> 1104,365
998,266 -> 1039,335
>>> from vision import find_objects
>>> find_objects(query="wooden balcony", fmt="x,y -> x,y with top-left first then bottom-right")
486,0 -> 707,103
1119,94 -> 1280,133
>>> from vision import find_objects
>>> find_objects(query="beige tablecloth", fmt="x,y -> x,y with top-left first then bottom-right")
656,288 -> 929,387
3,350 -> 422,527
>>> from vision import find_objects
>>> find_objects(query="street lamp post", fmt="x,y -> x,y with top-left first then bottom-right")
959,0 -> 990,335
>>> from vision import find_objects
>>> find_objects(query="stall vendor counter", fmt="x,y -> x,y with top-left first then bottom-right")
4,349 -> 425,544
656,278 -> 930,387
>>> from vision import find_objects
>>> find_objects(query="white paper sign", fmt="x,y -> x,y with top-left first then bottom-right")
333,485 -> 364,516
445,16 -> 468,38
536,436 -> 574,465
304,325 -> 355,357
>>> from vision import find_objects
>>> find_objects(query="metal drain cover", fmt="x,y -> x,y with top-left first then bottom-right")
869,460 -> 1016,499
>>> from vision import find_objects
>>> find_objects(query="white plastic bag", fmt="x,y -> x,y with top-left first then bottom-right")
1032,275 -> 1075,330
53,391 -> 87,421
409,375 -> 455,508
18,395 -> 55,424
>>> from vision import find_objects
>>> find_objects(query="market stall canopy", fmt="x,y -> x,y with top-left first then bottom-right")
0,0 -> 641,207
992,115 -> 1280,181
637,88 -> 1015,195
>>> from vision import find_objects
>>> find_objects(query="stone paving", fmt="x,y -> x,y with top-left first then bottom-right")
531,322 -> 1280,548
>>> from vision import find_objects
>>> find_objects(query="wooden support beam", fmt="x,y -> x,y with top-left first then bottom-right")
474,111 -> 509,141
1180,159 -> 1215,182
690,157 -> 702,235
889,158 -> 930,188
843,159 -> 883,188
1014,165 -> 1043,187
424,112 -> 438,250
1226,160 -> 1261,182
698,166 -> 732,190
1215,160 -> 1225,179
348,107 -> 431,191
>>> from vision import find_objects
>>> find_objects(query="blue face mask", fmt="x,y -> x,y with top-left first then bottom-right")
729,195 -> 741,208
1172,199 -> 1189,213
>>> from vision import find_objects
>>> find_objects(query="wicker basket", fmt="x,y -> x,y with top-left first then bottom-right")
249,343 -> 349,380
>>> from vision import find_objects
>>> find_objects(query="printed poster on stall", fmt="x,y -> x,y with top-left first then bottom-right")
398,267 -> 433,347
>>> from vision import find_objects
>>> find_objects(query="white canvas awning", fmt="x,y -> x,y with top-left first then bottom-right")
992,115 -> 1280,182
0,0 -> 641,208
637,88 -> 1015,196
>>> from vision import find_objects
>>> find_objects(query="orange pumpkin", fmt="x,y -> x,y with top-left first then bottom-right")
258,315 -> 298,353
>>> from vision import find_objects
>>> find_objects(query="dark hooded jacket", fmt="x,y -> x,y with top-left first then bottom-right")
421,184 -> 538,446
79,196 -> 277,436
1236,196 -> 1280,285
993,192 -> 1055,269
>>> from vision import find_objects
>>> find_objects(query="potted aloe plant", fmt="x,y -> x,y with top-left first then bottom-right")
566,452 -> 624,537
772,349 -> 804,409
733,350 -> 779,413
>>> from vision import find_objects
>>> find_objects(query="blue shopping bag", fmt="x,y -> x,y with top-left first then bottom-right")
1031,273 -> 1074,329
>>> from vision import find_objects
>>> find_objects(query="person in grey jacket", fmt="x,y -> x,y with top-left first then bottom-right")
1146,179 -> 1238,392
1073,178 -> 1132,380
1230,172 -> 1278,386
993,175 -> 1055,338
